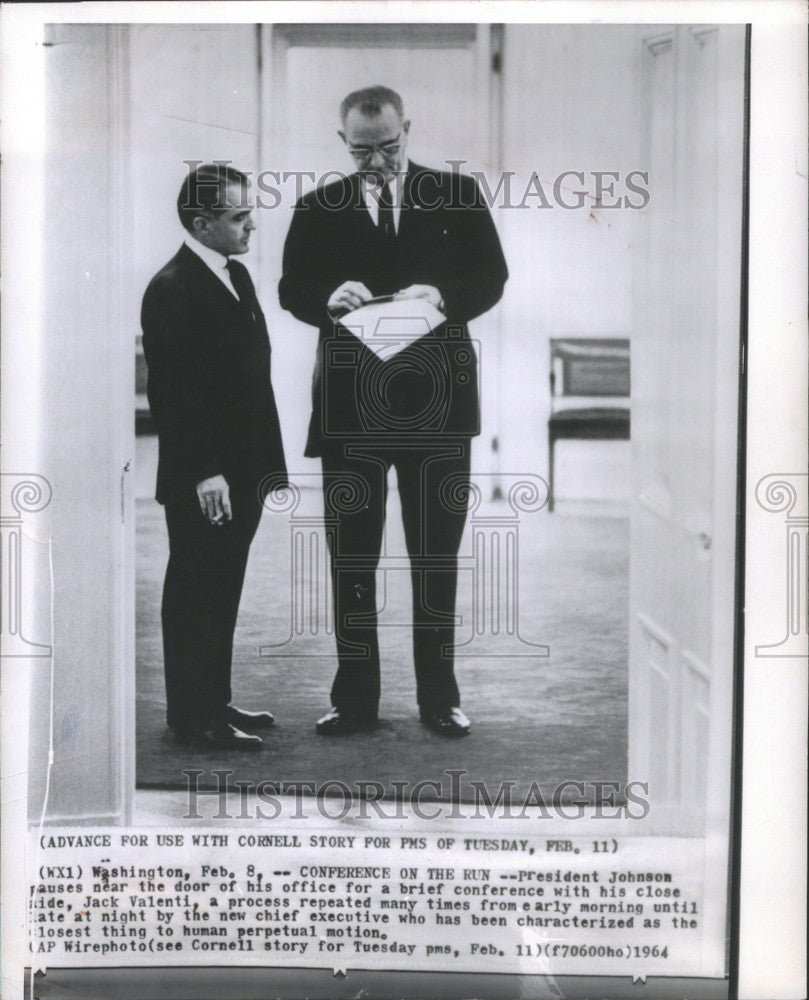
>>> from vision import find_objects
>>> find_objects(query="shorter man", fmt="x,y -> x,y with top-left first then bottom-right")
142,164 -> 287,749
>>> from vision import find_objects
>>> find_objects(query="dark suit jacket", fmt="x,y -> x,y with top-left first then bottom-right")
141,243 -> 287,504
278,162 -> 508,456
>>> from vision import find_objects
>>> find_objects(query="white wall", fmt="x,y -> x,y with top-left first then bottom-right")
28,24 -> 133,823
498,24 -> 638,490
129,24 -> 261,307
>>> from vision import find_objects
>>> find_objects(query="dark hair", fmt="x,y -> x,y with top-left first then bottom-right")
176,163 -> 248,233
339,85 -> 404,124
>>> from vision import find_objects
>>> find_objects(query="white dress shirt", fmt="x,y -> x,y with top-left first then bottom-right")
362,174 -> 404,235
184,235 -> 239,299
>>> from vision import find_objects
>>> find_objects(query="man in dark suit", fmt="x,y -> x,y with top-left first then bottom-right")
279,86 -> 507,737
142,164 -> 287,749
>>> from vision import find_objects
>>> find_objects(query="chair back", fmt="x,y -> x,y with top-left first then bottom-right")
550,338 -> 630,402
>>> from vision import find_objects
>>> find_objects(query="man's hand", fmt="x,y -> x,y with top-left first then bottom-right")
196,475 -> 232,525
327,281 -> 373,315
394,284 -> 444,310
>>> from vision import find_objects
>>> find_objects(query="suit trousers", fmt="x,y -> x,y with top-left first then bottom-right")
320,440 -> 471,718
161,484 -> 263,730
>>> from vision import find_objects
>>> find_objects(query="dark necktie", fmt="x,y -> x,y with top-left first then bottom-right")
377,182 -> 396,241
225,259 -> 256,319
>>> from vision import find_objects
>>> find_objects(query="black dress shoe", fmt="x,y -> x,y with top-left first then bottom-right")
315,707 -> 378,735
420,707 -> 471,737
225,704 -> 275,730
174,722 -> 263,750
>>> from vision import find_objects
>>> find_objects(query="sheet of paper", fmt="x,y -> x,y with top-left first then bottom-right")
338,297 -> 447,361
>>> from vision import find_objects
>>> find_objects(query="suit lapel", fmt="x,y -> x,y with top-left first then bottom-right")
397,162 -> 434,245
175,244 -> 269,340
177,243 -> 244,312
398,165 -> 416,241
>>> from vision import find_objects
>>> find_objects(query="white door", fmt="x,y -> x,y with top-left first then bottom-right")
628,25 -> 745,833
258,24 -> 500,474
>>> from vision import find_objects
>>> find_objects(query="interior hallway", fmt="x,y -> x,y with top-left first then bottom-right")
136,436 -> 630,797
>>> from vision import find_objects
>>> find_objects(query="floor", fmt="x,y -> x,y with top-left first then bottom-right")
136,436 -> 630,800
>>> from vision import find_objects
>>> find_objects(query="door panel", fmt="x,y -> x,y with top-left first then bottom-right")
629,25 -> 744,833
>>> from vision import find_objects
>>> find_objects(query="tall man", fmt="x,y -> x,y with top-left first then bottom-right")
279,86 -> 507,736
142,164 -> 287,749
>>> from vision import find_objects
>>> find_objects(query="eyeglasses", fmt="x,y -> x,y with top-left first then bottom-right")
346,131 -> 403,162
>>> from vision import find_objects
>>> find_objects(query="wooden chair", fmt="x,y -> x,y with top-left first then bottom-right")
548,338 -> 630,511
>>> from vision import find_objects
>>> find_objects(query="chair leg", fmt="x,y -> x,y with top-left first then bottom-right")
548,431 -> 555,513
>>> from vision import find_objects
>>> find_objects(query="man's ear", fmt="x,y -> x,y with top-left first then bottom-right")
337,129 -> 346,144
402,119 -> 411,136
191,214 -> 209,239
